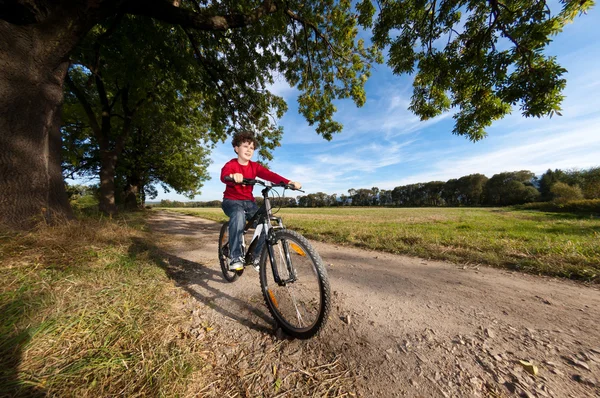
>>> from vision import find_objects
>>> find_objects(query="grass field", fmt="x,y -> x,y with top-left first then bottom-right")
162,206 -> 600,282
0,215 -> 209,396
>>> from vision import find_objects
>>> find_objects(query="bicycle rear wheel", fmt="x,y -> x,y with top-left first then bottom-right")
259,229 -> 330,339
218,222 -> 242,282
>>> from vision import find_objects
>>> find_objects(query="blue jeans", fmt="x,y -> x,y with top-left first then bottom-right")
221,199 -> 265,263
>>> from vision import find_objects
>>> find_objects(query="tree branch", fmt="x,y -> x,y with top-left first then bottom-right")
95,72 -> 111,112
303,21 -> 316,90
115,87 -> 132,156
65,72 -> 102,140
183,28 -> 238,123
428,0 -> 437,55
122,0 -> 279,31
94,13 -> 124,75
488,0 -> 524,51
488,0 -> 533,68
285,8 -> 345,60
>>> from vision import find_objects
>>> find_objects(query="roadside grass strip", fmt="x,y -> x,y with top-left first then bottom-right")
0,216 -> 204,396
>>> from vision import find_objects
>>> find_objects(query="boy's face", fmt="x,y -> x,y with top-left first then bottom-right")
235,141 -> 255,163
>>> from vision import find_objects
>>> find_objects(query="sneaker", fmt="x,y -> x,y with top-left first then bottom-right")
229,259 -> 244,271
244,256 -> 260,272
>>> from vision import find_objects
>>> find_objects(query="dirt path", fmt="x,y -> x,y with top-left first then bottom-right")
148,211 -> 600,397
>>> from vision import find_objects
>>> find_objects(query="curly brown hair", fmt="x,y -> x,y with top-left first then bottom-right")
232,131 -> 258,150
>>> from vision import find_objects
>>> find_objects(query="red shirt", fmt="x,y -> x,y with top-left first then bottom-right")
221,159 -> 290,201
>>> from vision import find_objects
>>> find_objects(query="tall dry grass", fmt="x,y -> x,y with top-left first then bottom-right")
0,215 -> 205,397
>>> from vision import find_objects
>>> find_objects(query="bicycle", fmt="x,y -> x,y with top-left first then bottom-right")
218,177 -> 331,339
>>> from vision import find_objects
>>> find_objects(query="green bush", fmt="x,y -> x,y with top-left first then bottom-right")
517,199 -> 600,214
551,182 -> 584,204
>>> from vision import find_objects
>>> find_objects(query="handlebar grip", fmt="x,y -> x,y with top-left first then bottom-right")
224,176 -> 256,185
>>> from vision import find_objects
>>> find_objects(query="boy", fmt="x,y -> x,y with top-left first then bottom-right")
221,131 -> 301,271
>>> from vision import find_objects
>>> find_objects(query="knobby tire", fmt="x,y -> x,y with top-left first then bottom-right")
259,229 -> 330,339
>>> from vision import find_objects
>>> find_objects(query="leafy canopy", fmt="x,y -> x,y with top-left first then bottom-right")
371,0 -> 595,140
63,0 -> 598,195
62,16 -> 217,199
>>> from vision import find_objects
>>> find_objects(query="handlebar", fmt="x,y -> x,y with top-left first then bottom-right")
224,176 -> 304,192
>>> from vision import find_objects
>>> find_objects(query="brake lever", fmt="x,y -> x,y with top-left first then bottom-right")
285,184 -> 304,193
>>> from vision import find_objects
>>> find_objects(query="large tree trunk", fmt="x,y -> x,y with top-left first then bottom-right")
0,22 -> 76,228
99,150 -> 119,215
0,2 -> 111,228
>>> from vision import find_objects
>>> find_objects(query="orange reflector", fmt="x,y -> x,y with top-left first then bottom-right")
290,243 -> 306,256
268,289 -> 279,309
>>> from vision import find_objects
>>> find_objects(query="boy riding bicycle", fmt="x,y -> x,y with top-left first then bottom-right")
220,131 -> 302,271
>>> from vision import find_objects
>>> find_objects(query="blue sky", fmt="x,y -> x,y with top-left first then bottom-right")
156,5 -> 600,202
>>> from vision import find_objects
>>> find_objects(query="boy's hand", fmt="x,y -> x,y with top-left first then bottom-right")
230,173 -> 244,183
289,181 -> 302,190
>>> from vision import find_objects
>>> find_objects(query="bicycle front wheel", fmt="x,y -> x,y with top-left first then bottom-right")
259,229 -> 330,339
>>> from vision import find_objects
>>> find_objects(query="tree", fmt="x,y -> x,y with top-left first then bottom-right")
539,168 -> 568,201
371,187 -> 380,206
456,174 -> 488,206
0,1 -> 377,227
483,170 -> 540,205
550,182 -> 584,204
539,167 -> 600,201
338,194 -> 349,206
580,167 -> 600,199
404,183 -> 425,206
391,185 -> 405,206
421,181 -> 445,206
62,20 -> 223,211
442,178 -> 460,206
351,188 -> 375,206
0,0 -> 594,228
114,114 -> 213,209
298,192 -> 336,207
379,189 -> 393,206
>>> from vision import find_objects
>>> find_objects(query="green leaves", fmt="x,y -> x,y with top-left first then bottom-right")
371,0 -> 594,140
273,1 -> 381,138
62,0 -> 595,195
356,0 -> 376,28
64,16 -> 217,201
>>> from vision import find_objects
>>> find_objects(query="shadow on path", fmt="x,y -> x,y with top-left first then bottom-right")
130,238 -> 274,334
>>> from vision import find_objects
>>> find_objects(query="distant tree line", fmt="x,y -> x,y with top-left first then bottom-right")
154,167 -> 600,208
294,167 -> 599,208
158,199 -> 222,208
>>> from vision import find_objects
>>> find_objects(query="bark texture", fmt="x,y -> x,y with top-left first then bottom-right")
0,1 -> 110,228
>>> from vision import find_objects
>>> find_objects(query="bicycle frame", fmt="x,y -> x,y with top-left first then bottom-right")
240,182 -> 297,286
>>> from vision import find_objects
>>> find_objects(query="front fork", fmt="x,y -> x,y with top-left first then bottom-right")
265,217 -> 297,286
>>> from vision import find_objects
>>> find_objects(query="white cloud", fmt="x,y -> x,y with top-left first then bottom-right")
372,116 -> 600,190
267,75 -> 297,99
